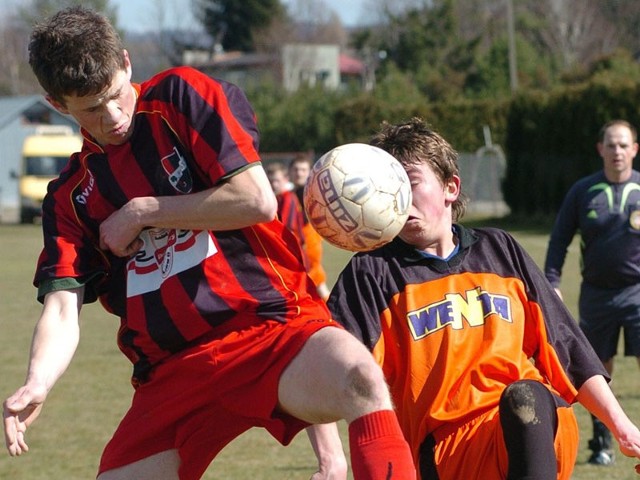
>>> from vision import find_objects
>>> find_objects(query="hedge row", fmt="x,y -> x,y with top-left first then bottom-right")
250,79 -> 640,216
504,80 -> 640,214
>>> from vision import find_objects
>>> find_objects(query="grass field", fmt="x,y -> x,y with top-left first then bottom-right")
1,220 -> 639,479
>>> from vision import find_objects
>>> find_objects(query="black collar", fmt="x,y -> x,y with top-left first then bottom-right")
387,224 -> 478,270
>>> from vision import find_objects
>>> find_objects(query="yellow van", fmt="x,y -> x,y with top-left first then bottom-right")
19,125 -> 83,223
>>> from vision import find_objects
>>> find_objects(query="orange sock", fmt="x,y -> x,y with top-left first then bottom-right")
348,410 -> 416,479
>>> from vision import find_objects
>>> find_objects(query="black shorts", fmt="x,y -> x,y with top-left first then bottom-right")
579,282 -> 640,361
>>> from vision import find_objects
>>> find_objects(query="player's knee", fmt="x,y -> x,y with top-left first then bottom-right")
500,380 -> 552,426
343,358 -> 390,410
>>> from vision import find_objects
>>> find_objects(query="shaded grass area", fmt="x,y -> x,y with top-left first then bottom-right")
1,221 -> 639,479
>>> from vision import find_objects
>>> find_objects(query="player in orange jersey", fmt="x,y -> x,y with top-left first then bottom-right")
322,118 -> 640,479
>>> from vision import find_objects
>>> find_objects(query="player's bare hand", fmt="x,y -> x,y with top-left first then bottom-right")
309,468 -> 347,480
615,424 -> 640,474
3,385 -> 46,456
309,457 -> 348,480
99,200 -> 145,257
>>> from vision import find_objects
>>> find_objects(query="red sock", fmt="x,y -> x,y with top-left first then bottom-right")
348,410 -> 416,479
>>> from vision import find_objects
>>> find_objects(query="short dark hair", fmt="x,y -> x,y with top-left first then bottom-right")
266,161 -> 287,177
288,152 -> 314,170
599,120 -> 638,143
370,117 -> 467,221
29,6 -> 126,104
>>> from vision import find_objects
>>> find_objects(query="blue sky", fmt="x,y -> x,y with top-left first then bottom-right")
0,0 -> 370,32
112,0 -> 369,33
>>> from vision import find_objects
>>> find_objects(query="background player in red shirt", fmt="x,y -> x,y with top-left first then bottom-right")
326,117 -> 640,479
288,153 -> 331,301
2,7 -> 416,480
266,161 -> 307,257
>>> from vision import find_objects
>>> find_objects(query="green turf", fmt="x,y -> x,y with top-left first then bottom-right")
1,222 -> 639,479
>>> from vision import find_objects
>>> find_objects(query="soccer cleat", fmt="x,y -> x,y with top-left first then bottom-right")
587,448 -> 615,466
588,417 -> 614,466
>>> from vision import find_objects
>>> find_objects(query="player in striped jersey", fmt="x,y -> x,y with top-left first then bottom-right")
2,7 -> 416,480
326,118 -> 640,479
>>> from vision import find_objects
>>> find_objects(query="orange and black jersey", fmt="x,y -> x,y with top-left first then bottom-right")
328,225 -> 607,461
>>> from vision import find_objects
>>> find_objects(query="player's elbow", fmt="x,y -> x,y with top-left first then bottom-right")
252,188 -> 278,223
232,164 -> 278,223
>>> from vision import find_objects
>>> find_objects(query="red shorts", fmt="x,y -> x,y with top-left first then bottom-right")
429,402 -> 578,480
98,312 -> 340,480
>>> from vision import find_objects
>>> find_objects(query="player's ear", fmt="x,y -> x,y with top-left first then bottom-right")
444,175 -> 461,201
45,95 -> 69,115
123,50 -> 133,80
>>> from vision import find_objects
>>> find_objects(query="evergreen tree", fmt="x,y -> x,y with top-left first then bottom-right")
193,0 -> 286,52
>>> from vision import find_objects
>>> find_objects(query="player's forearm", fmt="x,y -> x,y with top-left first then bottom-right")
306,423 -> 348,479
99,165 -> 278,257
25,290 -> 81,392
576,375 -> 632,439
130,188 -> 274,231
130,166 -> 277,232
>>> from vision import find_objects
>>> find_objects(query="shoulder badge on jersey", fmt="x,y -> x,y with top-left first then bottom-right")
161,146 -> 193,194
629,209 -> 640,230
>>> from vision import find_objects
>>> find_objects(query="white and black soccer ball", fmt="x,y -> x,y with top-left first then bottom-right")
303,143 -> 412,252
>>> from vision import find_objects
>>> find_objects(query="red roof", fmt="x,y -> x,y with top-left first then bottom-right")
339,54 -> 364,75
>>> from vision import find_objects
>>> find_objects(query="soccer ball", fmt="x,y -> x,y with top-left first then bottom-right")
303,143 -> 412,252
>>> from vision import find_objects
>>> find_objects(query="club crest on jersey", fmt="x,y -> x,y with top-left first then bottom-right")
161,147 -> 193,194
406,287 -> 512,340
149,228 -> 177,277
126,229 -> 217,297
630,210 -> 640,230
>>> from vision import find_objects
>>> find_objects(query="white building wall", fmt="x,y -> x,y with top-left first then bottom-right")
282,44 -> 340,92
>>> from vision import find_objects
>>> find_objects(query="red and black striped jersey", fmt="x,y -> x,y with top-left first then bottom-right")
328,225 -> 607,462
276,189 -> 306,248
34,67 -> 326,383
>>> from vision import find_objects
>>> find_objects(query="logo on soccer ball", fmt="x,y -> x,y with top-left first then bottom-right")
304,143 -> 412,252
317,169 -> 358,233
